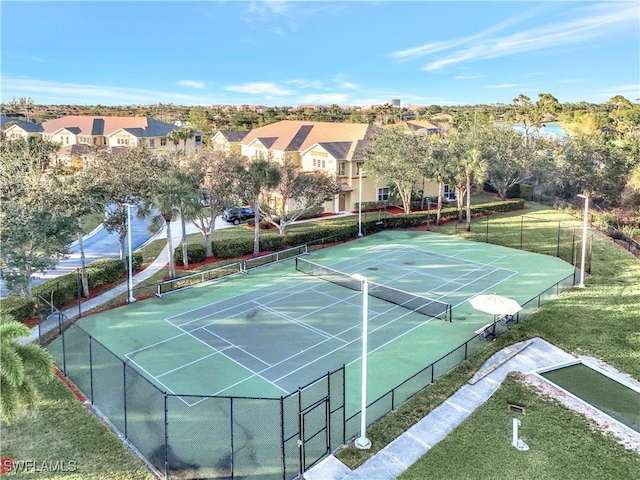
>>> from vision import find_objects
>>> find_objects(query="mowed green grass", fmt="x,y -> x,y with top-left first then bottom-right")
400,374 -> 640,480
0,374 -> 154,480
337,204 -> 640,472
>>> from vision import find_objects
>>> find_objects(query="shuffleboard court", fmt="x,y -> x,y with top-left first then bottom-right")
62,231 -> 575,413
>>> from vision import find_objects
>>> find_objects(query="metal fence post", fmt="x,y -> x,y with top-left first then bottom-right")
280,397 -> 286,480
89,336 -> 94,403
556,221 -> 561,258
164,394 -> 169,479
123,363 -> 128,438
520,216 -> 524,249
485,218 -> 489,243
230,397 -> 234,479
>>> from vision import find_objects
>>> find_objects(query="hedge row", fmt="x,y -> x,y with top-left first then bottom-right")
32,254 -> 142,309
0,296 -> 35,323
174,244 -> 207,265
211,234 -> 287,259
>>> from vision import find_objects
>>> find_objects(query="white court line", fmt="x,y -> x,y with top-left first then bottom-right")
176,324 -> 288,394
260,304 -> 339,341
156,352 -> 220,379
124,355 -> 177,395
201,325 -> 273,367
125,331 -> 188,357
272,303 -> 434,384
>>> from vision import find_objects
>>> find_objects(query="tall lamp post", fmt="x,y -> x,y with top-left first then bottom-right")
577,194 -> 589,288
358,166 -> 364,237
352,273 -> 371,449
124,203 -> 136,303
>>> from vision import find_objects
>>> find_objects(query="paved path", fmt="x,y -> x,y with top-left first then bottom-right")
305,337 -> 640,480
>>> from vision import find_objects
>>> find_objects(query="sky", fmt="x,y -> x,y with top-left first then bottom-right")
1,1 -> 639,107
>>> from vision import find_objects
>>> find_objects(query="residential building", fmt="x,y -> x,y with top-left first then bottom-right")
1,115 -> 44,139
211,130 -> 249,154
240,120 -> 390,213
39,115 -> 201,151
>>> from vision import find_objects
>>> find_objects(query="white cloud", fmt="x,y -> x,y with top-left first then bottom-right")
178,80 -> 206,89
225,82 -> 292,96
286,79 -> 325,89
1,77 -> 219,106
392,2 -> 638,72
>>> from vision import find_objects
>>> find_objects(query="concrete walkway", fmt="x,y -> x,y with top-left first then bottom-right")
304,337 -> 640,480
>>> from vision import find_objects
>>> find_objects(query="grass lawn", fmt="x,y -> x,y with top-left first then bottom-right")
336,203 -> 640,470
0,374 -> 154,479
399,374 -> 640,480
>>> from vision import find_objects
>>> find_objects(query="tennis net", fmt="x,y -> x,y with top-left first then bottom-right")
295,257 -> 452,322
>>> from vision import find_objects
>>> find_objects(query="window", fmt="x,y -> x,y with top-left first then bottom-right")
149,139 -> 155,148
338,162 -> 346,176
443,184 -> 456,201
377,187 -> 389,201
117,138 -> 130,145
356,162 -> 364,175
161,137 -> 167,146
195,135 -> 202,144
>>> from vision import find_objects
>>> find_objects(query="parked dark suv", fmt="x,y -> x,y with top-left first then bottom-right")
222,207 -> 255,225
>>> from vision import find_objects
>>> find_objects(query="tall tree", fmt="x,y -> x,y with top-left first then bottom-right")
89,146 -> 166,260
182,150 -> 243,257
146,169 -> 197,278
477,124 -> 532,199
0,136 -> 78,297
236,156 -> 281,257
260,155 -> 341,235
363,127 -> 424,214
511,93 -> 560,146
0,316 -> 54,423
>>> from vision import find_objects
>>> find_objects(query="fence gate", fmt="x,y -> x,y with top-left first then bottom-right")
299,396 -> 330,474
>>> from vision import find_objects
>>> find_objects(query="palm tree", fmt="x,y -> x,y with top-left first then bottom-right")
146,169 -> 195,278
167,129 -> 181,150
176,126 -> 195,152
462,147 -> 487,232
237,156 -> 281,257
0,317 -> 54,423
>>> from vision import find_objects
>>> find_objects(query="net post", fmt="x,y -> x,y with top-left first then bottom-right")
230,397 -> 235,478
89,336 -> 94,404
163,393 -> 169,477
123,362 -> 128,438
280,396 -> 286,480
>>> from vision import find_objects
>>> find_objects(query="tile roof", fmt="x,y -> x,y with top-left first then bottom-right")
317,141 -> 353,160
219,130 -> 249,142
40,116 -> 178,138
1,115 -> 44,133
241,120 -> 375,160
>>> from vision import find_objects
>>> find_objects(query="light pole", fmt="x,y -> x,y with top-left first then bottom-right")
577,194 -> 589,288
124,203 -> 136,303
358,166 -> 364,237
352,273 -> 371,449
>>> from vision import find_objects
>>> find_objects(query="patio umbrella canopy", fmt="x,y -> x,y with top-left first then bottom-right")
469,293 -> 522,316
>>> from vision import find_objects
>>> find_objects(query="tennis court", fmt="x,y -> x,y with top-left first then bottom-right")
64,231 -> 573,404
49,231 -> 576,477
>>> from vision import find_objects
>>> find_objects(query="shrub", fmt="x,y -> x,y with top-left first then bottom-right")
212,238 -> 254,258
32,273 -> 77,308
174,244 -> 207,265
125,252 -> 143,271
259,234 -> 286,252
0,297 -> 35,323
86,258 -> 125,288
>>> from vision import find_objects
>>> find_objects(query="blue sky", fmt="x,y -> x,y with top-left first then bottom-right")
1,1 -> 639,107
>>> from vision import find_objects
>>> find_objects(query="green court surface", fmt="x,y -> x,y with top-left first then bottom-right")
60,231 -> 574,416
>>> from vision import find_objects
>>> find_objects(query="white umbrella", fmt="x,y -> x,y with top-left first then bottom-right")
469,293 -> 522,317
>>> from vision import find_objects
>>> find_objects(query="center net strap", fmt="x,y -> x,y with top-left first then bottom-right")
296,257 -> 451,321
